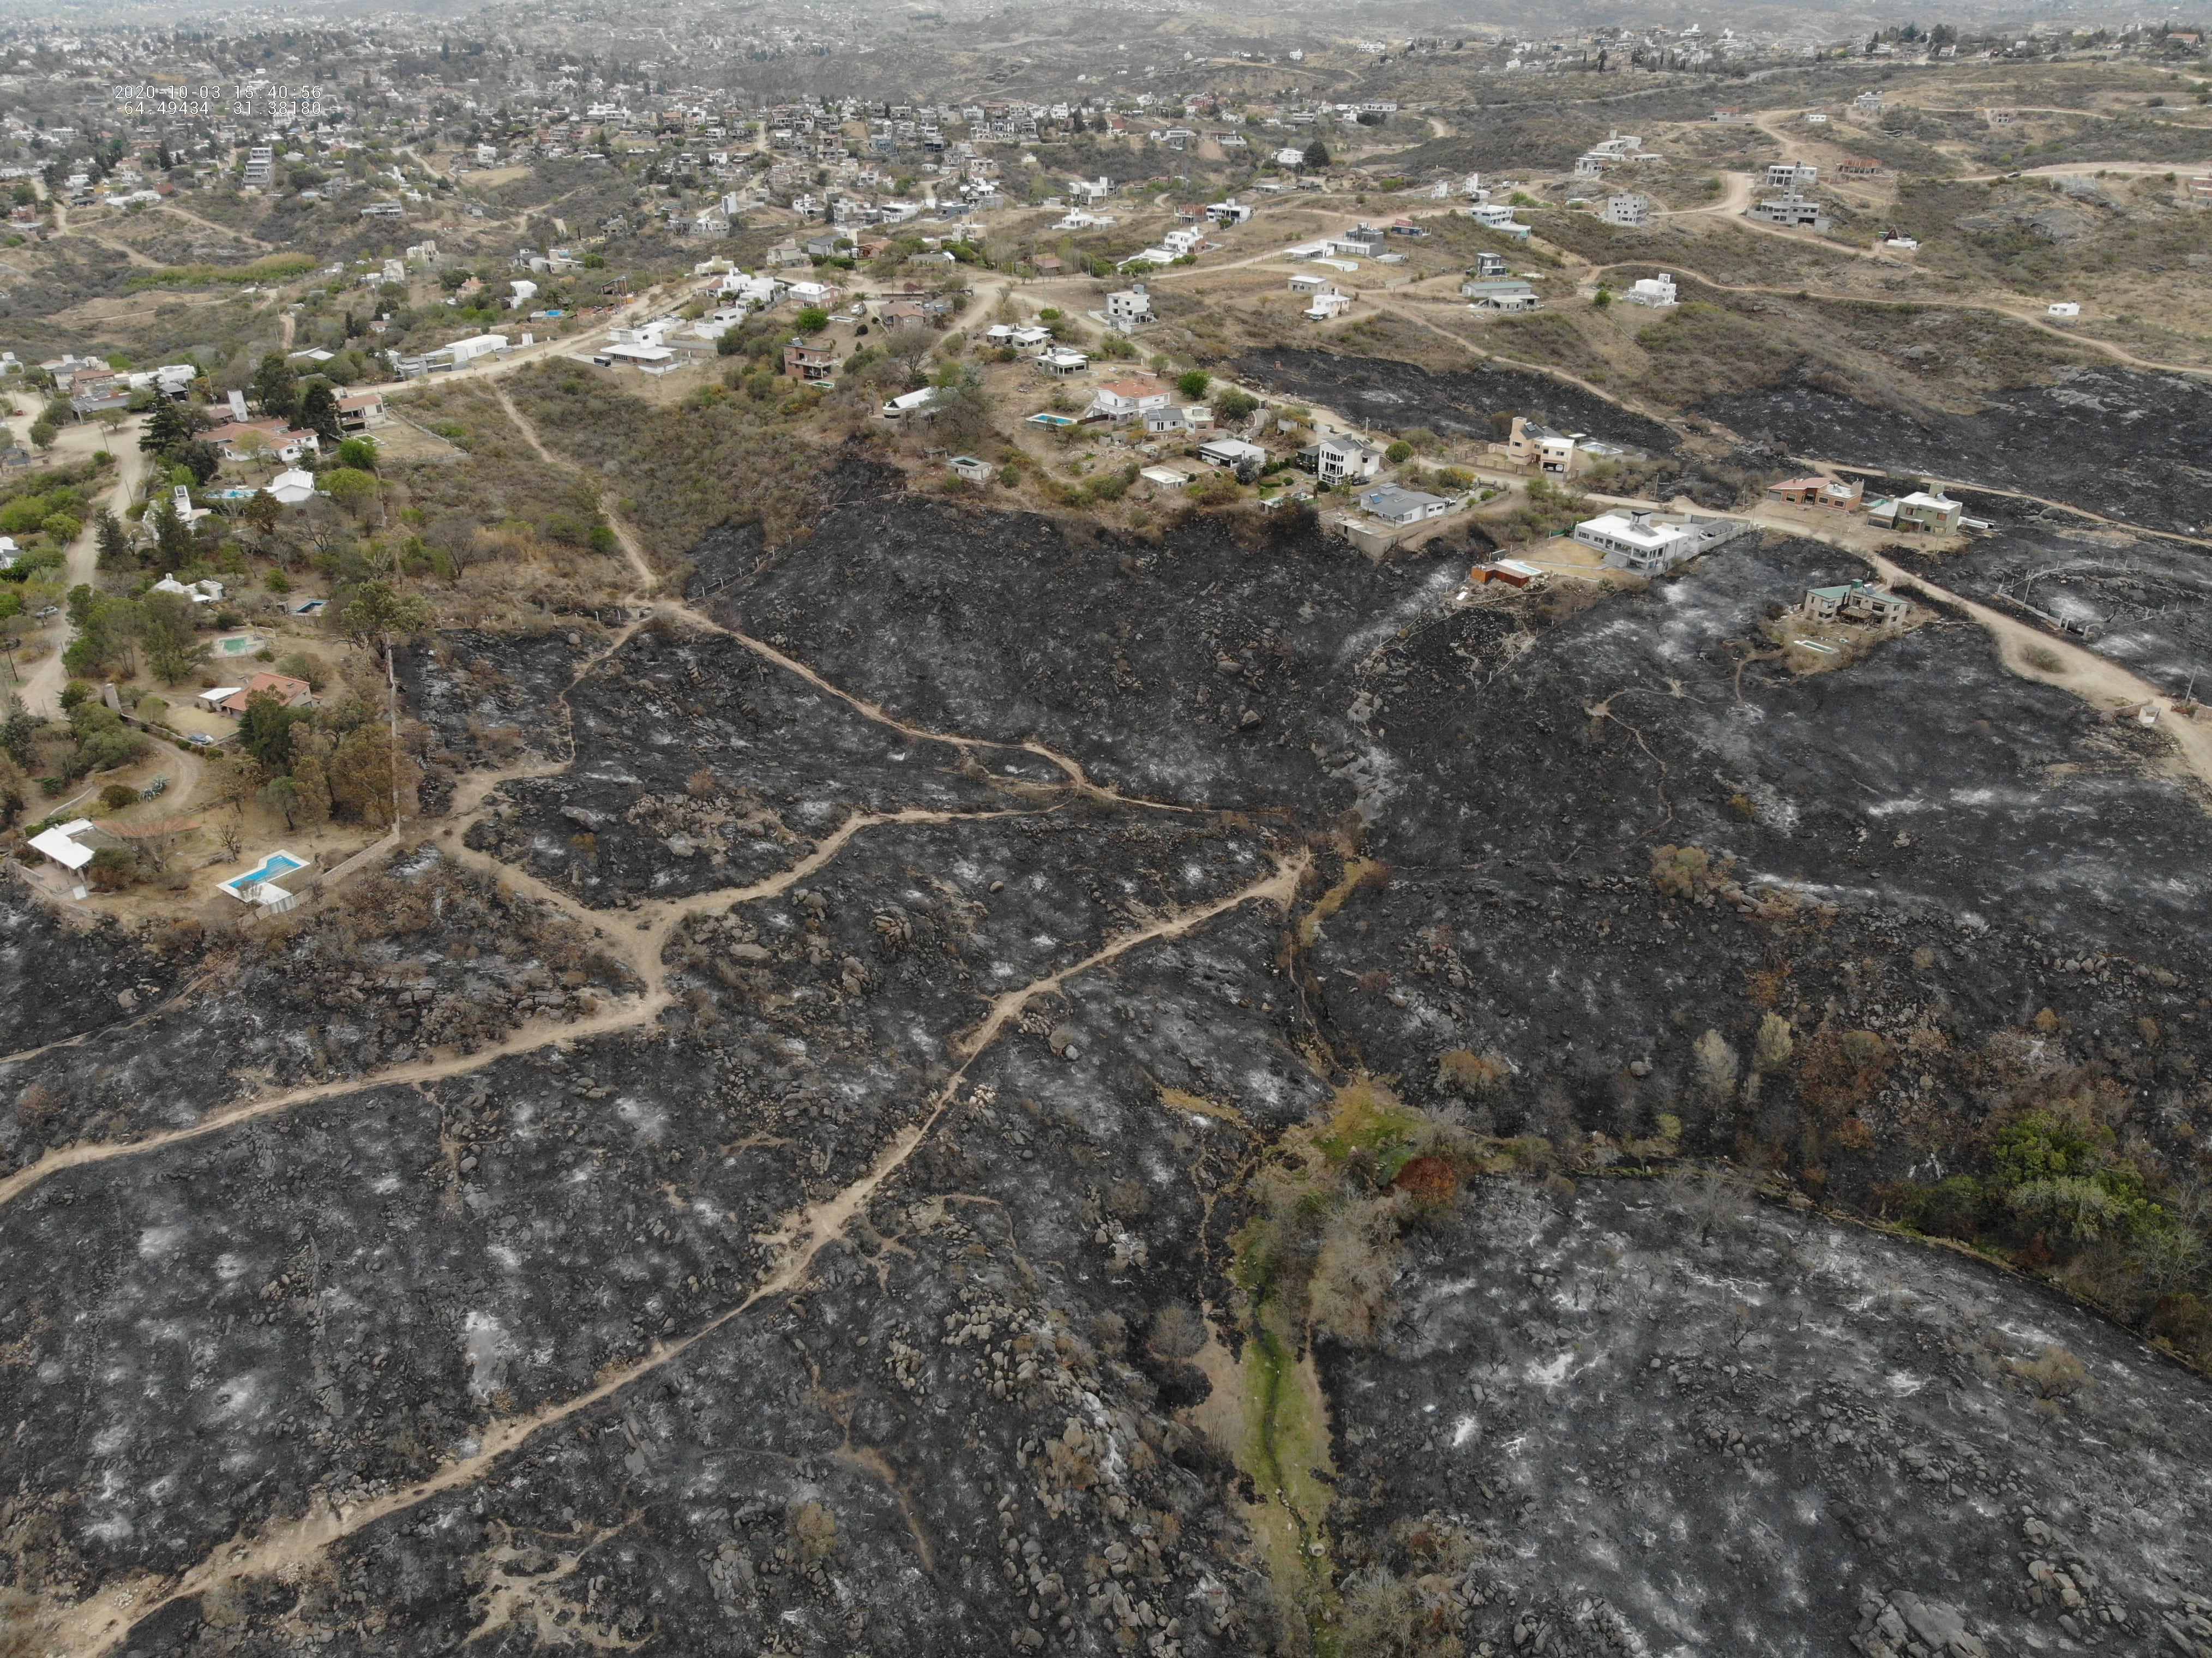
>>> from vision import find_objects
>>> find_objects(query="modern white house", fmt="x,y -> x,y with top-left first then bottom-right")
1087,378 -> 1174,422
1198,437 -> 1269,471
1624,272 -> 1679,308
1298,435 -> 1384,484
1602,193 -> 1654,227
1572,508 -> 1753,574
1104,286 -> 1156,331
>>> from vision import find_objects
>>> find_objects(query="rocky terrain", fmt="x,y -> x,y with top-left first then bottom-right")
5,366 -> 2212,1658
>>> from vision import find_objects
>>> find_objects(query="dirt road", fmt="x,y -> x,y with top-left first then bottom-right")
21,424 -> 149,717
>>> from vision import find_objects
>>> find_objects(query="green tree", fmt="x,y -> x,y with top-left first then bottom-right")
239,490 -> 282,542
94,509 -> 130,567
237,688 -> 312,769
289,750 -> 333,823
1176,369 -> 1210,401
139,590 -> 210,684
321,467 -> 381,518
334,435 -> 378,470
147,498 -> 195,569
259,773 -> 303,829
298,382 -> 342,444
1303,139 -> 1331,169
139,399 -> 208,460
27,418 -> 56,451
67,701 -> 148,772
250,352 -> 299,424
335,578 -> 432,645
329,723 -> 404,825
0,698 -> 43,771
794,305 -> 830,333
1215,387 -> 1259,422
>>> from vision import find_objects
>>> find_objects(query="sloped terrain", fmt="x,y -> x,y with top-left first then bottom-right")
1700,365 -> 2212,535
7,401 -> 2212,1658
1235,347 -> 1681,453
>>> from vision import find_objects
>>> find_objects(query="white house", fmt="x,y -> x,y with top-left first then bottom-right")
1765,162 -> 1819,190
27,819 -> 102,895
1288,273 -> 1336,295
880,387 -> 945,419
1205,199 -> 1254,224
1469,203 -> 1531,238
441,333 -> 510,365
509,279 -> 540,308
152,572 -> 225,604
1104,286 -> 1155,331
262,468 -> 317,505
1198,437 -> 1269,471
2047,301 -> 2081,320
1602,193 -> 1654,227
1088,378 -> 1173,422
1299,435 -> 1383,484
1624,272 -> 1679,308
1305,291 -> 1354,321
1036,346 -> 1090,376
1572,508 -> 1751,574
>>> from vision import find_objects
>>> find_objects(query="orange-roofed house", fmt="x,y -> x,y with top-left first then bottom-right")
217,671 -> 317,716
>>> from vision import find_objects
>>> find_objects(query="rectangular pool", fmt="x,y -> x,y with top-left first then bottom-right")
220,851 -> 305,900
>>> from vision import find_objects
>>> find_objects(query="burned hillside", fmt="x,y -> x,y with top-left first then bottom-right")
1700,364 -> 2212,536
9,367 -> 2212,1658
1234,347 -> 1684,454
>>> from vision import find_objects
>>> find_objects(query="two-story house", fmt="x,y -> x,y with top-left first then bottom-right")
1297,435 -> 1384,484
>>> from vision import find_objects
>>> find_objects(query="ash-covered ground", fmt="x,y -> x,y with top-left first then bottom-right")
1235,348 -> 1681,455
1699,365 -> 2212,536
7,414 -> 2212,1658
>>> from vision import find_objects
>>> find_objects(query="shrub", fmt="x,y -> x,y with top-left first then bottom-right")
99,783 -> 138,811
1693,1029 -> 1740,1102
86,846 -> 137,891
1435,1048 -> 1507,1094
1384,441 -> 1413,464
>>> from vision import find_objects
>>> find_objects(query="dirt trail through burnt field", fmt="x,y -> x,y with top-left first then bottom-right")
12,375 -> 2212,1658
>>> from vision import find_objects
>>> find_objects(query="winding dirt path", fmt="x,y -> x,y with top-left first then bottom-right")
491,383 -> 660,593
670,608 -> 1200,814
0,805 -> 1031,1214
41,853 -> 1306,1658
1572,259 -> 2212,381
21,429 -> 149,717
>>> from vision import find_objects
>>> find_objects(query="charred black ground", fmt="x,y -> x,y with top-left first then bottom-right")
7,380 -> 2212,1658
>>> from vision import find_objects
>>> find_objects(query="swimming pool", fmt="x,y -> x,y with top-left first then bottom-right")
219,851 -> 305,900
214,634 -> 266,656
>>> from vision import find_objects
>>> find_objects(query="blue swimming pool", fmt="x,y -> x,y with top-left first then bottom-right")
220,851 -> 304,898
